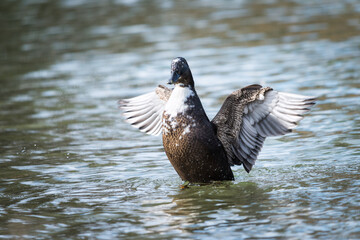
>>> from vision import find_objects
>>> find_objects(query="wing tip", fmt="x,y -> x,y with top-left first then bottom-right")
243,161 -> 253,173
118,99 -> 130,109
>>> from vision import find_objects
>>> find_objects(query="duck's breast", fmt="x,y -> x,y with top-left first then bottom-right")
161,86 -> 233,182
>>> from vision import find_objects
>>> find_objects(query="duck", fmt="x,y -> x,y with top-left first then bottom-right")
119,57 -> 316,183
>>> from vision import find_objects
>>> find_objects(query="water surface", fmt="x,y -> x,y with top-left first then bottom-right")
0,0 -> 359,239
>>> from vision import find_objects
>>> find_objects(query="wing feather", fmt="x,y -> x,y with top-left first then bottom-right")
119,85 -> 172,136
212,85 -> 316,172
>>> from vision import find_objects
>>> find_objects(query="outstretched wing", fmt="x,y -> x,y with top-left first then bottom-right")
119,85 -> 172,136
211,84 -> 316,172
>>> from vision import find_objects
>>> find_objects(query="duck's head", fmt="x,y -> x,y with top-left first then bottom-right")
168,57 -> 194,87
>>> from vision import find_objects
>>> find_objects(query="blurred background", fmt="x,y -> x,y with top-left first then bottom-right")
0,0 -> 359,239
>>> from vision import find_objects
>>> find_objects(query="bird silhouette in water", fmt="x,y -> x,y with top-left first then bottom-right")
119,57 -> 316,183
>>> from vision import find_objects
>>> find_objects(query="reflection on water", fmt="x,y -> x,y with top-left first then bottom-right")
0,0 -> 360,239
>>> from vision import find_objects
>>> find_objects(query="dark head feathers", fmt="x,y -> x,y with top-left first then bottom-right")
168,57 -> 194,86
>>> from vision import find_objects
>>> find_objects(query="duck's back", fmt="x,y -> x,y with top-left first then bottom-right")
162,85 -> 234,183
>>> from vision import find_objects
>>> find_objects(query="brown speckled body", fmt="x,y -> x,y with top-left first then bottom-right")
162,93 -> 234,183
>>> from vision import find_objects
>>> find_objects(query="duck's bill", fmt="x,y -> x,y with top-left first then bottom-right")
168,71 -> 180,84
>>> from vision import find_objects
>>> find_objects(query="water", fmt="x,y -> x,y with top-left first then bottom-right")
0,0 -> 359,239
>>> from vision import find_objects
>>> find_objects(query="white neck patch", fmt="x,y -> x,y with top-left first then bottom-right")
164,85 -> 195,120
